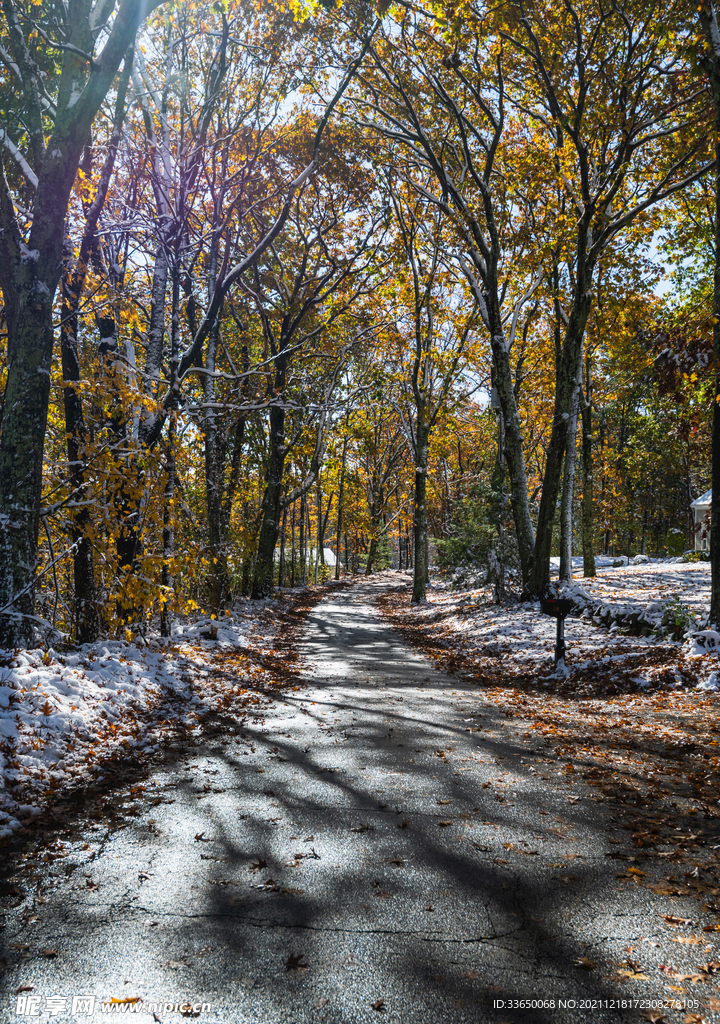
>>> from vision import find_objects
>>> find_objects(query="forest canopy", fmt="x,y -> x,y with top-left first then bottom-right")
0,0 -> 718,645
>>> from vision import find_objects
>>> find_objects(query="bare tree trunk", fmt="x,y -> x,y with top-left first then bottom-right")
489,329 -> 536,588
559,379 -> 580,584
57,67 -> 131,642
60,271 -> 101,642
160,430 -> 176,638
528,285 -> 593,595
411,423 -> 430,604
202,236 -> 228,614
252,399 -> 287,598
306,494 -> 311,584
160,264 -> 180,636
700,0 -> 720,625
365,493 -> 384,576
318,490 -> 332,577
279,507 -> 287,587
299,491 -> 306,586
580,389 -> 596,577
335,434 -> 348,580
492,406 -> 506,603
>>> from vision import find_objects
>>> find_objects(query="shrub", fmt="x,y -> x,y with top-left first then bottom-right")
436,482 -> 519,591
656,595 -> 700,640
682,550 -> 709,563
666,529 -> 685,557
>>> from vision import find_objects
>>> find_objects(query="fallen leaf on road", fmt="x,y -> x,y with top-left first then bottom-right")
372,999 -> 385,1012
108,998 -> 141,1005
14,986 -> 33,995
617,969 -> 649,980
194,833 -> 211,842
671,936 -> 705,945
285,954 -> 307,970
437,821 -> 452,827
350,824 -> 374,833
574,956 -> 596,969
663,915 -> 694,927
41,949 -> 58,958
642,1011 -> 667,1023
249,858 -> 267,871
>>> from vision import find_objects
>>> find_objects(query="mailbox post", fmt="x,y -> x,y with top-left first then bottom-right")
540,597 -> 573,665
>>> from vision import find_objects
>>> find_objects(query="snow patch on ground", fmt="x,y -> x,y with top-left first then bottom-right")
0,605 -> 274,839
385,563 -> 713,695
697,671 -> 720,692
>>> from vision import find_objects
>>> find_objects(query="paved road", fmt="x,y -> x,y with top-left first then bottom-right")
0,581 -> 697,1023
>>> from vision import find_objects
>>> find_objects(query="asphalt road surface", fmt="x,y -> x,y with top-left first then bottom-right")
0,581 -> 700,1023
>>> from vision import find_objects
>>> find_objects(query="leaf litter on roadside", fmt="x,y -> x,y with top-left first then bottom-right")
378,583 -> 720,933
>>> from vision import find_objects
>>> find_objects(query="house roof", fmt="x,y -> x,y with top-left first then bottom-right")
691,488 -> 713,508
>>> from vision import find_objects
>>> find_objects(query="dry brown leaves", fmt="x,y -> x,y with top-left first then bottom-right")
377,582 -> 720,916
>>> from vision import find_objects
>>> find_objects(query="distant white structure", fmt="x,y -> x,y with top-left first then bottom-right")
691,489 -> 712,551
315,547 -> 338,567
277,546 -> 338,566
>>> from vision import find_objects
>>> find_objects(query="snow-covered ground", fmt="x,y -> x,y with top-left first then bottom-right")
0,607 -> 279,840
391,562 -> 715,696
557,559 -> 710,623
